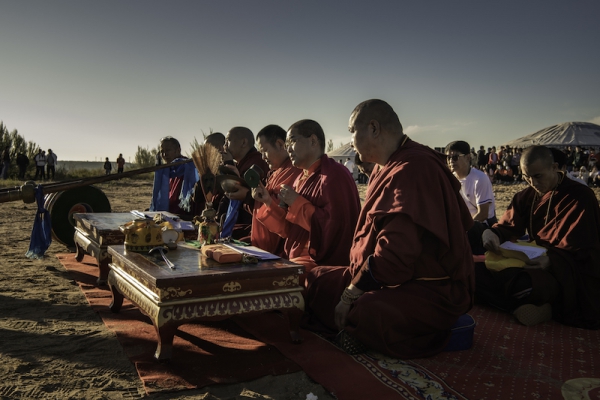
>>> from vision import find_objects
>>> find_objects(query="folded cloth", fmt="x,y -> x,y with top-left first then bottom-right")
25,186 -> 52,259
220,199 -> 240,238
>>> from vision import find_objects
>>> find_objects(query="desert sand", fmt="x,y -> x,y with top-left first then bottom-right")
0,178 -> 596,399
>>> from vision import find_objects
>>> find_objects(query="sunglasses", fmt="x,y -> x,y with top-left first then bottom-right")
446,154 -> 466,162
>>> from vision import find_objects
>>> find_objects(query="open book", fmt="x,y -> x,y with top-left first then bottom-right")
498,241 -> 546,261
485,241 -> 547,272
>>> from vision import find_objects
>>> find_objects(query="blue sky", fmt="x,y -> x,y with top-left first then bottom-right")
1,1 -> 599,162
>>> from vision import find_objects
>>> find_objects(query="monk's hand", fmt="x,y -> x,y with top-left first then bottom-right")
334,285 -> 364,331
335,301 -> 351,331
279,184 -> 299,206
482,229 -> 501,253
225,182 -> 249,201
252,182 -> 272,207
525,255 -> 550,270
221,150 -> 234,164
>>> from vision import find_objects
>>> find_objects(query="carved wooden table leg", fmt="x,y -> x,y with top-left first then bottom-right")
108,272 -> 124,313
154,323 -> 178,361
97,254 -> 109,286
74,241 -> 85,262
285,303 -> 304,343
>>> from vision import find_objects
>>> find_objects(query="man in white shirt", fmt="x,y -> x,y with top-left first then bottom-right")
34,149 -> 46,180
446,140 -> 497,254
344,157 -> 355,177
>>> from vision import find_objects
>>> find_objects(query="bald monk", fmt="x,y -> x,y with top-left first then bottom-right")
250,125 -> 302,255
480,145 -> 600,329
218,127 -> 269,240
253,119 -> 360,272
304,99 -> 474,358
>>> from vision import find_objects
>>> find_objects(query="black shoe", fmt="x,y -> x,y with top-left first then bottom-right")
335,330 -> 367,355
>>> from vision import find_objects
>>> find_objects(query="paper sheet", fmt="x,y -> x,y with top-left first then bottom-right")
223,244 -> 280,260
499,241 -> 546,260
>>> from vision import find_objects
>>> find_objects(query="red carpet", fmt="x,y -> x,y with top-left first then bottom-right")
58,254 -> 300,395
237,300 -> 600,399
60,253 -> 600,399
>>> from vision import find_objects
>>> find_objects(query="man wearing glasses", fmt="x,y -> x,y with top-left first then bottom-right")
445,140 -> 497,255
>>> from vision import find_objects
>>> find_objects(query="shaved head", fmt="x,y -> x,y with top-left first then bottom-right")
205,132 -> 225,150
351,99 -> 403,135
228,126 -> 255,147
521,146 -> 554,169
287,119 -> 325,152
225,126 -> 255,162
520,146 -> 560,195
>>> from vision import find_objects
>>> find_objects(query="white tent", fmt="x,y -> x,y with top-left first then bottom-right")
503,122 -> 600,149
327,142 -> 356,163
327,142 -> 357,178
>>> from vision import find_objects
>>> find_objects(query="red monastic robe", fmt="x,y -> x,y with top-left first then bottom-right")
305,139 -> 475,358
492,176 -> 600,329
217,147 -> 269,240
251,158 -> 302,255
257,154 -> 361,268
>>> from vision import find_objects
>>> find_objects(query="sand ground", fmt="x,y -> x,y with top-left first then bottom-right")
1,178 -> 596,399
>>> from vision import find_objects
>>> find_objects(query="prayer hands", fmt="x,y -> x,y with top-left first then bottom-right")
525,255 -> 550,270
278,184 -> 299,206
221,164 -> 240,177
482,229 -> 501,253
221,150 -> 234,164
251,182 -> 272,207
224,181 -> 249,201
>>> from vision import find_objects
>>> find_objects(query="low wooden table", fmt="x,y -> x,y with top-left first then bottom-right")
73,212 -> 197,285
107,244 -> 305,360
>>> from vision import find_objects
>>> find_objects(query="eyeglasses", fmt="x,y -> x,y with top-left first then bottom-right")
446,154 -> 466,162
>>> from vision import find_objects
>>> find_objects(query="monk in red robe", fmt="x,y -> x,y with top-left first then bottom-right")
250,125 -> 302,256
218,127 -> 269,240
304,99 -> 475,358
253,119 -> 361,273
481,145 -> 600,330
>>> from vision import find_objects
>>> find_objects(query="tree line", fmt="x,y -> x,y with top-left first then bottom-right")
0,122 -> 344,180
0,121 -> 41,179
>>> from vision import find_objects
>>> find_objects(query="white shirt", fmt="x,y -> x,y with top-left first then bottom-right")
344,160 -> 355,173
456,167 -> 496,220
567,171 -> 587,185
34,153 -> 46,166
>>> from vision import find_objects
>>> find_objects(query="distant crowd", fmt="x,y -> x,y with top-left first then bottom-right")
0,149 -> 129,180
471,145 -> 600,187
0,148 -> 58,181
